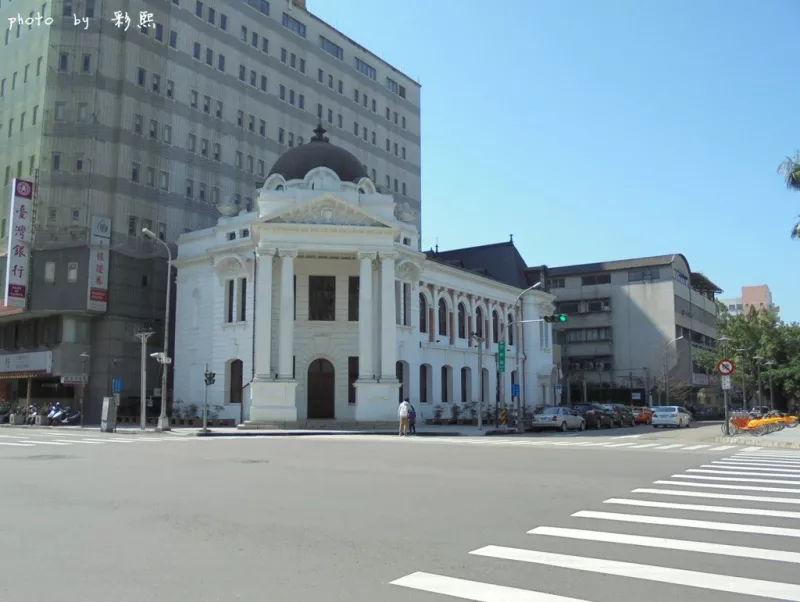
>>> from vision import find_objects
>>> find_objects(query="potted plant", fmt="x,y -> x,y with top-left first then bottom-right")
171,401 -> 184,425
432,405 -> 444,425
449,404 -> 461,425
463,401 -> 477,425
185,403 -> 199,426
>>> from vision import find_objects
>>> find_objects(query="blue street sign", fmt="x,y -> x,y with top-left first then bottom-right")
512,384 -> 520,397
112,378 -> 122,393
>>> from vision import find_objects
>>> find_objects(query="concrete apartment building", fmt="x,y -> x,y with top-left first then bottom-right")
0,0 -> 421,421
526,254 -> 722,406
720,285 -> 779,316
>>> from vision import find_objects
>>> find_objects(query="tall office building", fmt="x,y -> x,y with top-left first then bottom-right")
0,0 -> 421,421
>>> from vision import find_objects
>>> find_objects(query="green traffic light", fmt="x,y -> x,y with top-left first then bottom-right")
559,314 -> 568,322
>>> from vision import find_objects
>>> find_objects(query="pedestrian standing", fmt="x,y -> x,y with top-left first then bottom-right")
398,398 -> 410,436
408,400 -> 416,435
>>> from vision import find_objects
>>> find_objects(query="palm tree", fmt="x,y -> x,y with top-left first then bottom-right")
778,153 -> 800,191
778,153 -> 800,239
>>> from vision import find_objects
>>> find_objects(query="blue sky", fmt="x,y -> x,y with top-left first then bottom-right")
312,0 -> 800,321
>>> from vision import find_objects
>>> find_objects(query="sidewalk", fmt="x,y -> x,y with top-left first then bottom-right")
715,426 -> 800,449
1,423 -> 517,438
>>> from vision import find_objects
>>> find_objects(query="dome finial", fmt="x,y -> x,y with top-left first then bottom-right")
312,123 -> 329,142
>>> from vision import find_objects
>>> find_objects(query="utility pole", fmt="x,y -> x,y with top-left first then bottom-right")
471,332 -> 485,430
764,360 -> 775,410
135,329 -> 155,430
736,349 -> 747,409
754,355 -> 764,408
202,364 -> 216,433
79,352 -> 89,428
719,335 -> 730,434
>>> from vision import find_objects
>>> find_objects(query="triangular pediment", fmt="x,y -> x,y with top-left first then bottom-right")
262,195 -> 395,228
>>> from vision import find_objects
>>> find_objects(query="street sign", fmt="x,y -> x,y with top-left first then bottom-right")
512,384 -> 520,398
498,341 -> 506,373
555,384 -> 563,395
112,377 -> 122,393
717,359 -> 735,376
721,375 -> 732,390
61,375 -> 88,385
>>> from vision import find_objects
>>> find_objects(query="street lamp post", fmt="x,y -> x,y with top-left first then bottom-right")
135,330 -> 155,430
513,281 -> 542,433
79,352 -> 89,428
754,355 -> 764,408
719,335 -> 730,434
664,336 -> 684,406
764,360 -> 775,410
736,348 -> 748,408
142,228 -> 172,431
470,332 -> 486,430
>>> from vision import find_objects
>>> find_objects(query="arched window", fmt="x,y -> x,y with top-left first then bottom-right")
507,313 -> 514,345
457,302 -> 466,339
419,293 -> 428,332
438,298 -> 448,337
492,310 -> 499,343
475,307 -> 484,338
228,359 -> 243,403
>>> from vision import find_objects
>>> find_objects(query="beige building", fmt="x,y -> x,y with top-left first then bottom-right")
720,285 -> 779,316
527,254 -> 722,406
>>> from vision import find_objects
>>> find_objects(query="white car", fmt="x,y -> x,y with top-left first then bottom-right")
532,406 -> 586,432
651,406 -> 692,428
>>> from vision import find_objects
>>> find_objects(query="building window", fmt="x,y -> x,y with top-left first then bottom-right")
348,276 -> 359,321
475,307 -> 484,338
355,58 -> 376,80
282,13 -> 306,37
419,294 -> 428,332
548,278 -> 565,289
437,298 -> 447,337
457,303 -> 466,339
320,35 -> 343,60
225,279 -> 235,323
492,311 -> 499,343
239,278 -> 247,321
581,274 -> 611,286
440,366 -> 450,402
228,359 -> 243,403
308,276 -> 335,321
628,269 -> 659,283
507,314 -> 515,345
348,357 -> 358,403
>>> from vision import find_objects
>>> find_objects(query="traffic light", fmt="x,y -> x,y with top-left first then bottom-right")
543,314 -> 568,323
204,371 -> 216,386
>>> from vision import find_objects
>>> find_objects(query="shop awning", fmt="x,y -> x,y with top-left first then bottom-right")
0,372 -> 51,380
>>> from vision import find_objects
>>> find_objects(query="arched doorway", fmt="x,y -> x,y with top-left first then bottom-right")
307,358 -> 335,419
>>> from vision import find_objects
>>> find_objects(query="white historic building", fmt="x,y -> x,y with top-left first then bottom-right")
172,126 -> 557,424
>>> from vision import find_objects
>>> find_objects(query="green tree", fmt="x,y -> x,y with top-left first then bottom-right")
778,153 -> 800,238
696,306 -> 800,407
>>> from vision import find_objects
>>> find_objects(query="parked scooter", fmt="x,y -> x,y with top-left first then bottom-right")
47,403 -> 64,426
26,406 -> 38,425
60,407 -> 81,426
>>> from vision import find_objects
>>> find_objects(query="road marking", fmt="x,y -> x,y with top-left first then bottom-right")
689,468 -> 800,478
708,445 -> 737,451
0,435 -> 31,439
715,459 -> 800,467
469,546 -> 800,601
16,440 -> 70,446
0,442 -> 35,446
741,446 -> 764,452
80,439 -> 134,444
736,453 -> 800,461
528,525 -> 800,564
706,463 -> 800,473
633,487 -> 800,505
682,445 -> 710,450
629,443 -> 661,448
574,510 -> 800,538
673,474 -> 800,486
57,439 -> 106,444
654,480 -> 800,494
654,444 -> 684,449
390,572 -> 590,601
604,497 -> 800,519
603,443 -> 638,448
617,434 -> 642,439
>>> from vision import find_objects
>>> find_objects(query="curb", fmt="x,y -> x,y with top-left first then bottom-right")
714,435 -> 800,450
0,424 -> 190,436
194,430 -> 467,438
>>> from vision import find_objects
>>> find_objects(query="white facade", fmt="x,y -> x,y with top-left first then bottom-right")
173,161 -> 556,423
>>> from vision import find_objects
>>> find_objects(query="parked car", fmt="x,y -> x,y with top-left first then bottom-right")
652,406 -> 693,428
631,406 -> 653,424
532,406 -> 586,432
602,404 -> 635,427
573,403 -> 614,429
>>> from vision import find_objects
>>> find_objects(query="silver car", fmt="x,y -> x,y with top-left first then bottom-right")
532,406 -> 586,432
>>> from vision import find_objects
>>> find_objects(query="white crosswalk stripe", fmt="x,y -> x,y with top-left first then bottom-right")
0,433 -> 205,450
390,449 -> 800,601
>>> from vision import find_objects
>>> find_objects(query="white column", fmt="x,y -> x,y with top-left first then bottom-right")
254,248 -> 275,379
357,251 -> 376,379
379,251 -> 397,380
521,295 -> 540,408
277,249 -> 297,379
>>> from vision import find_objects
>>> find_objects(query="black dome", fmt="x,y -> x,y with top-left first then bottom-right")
268,125 -> 367,182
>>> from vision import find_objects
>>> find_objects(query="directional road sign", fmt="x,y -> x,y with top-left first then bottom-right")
112,377 -> 122,393
717,359 -> 735,376
512,384 -> 520,398
721,375 -> 732,390
498,341 -> 506,373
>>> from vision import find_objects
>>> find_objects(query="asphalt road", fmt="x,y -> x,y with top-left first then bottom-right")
1,425 -> 799,602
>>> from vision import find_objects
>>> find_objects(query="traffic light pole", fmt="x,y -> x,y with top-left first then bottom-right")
202,363 -> 216,433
